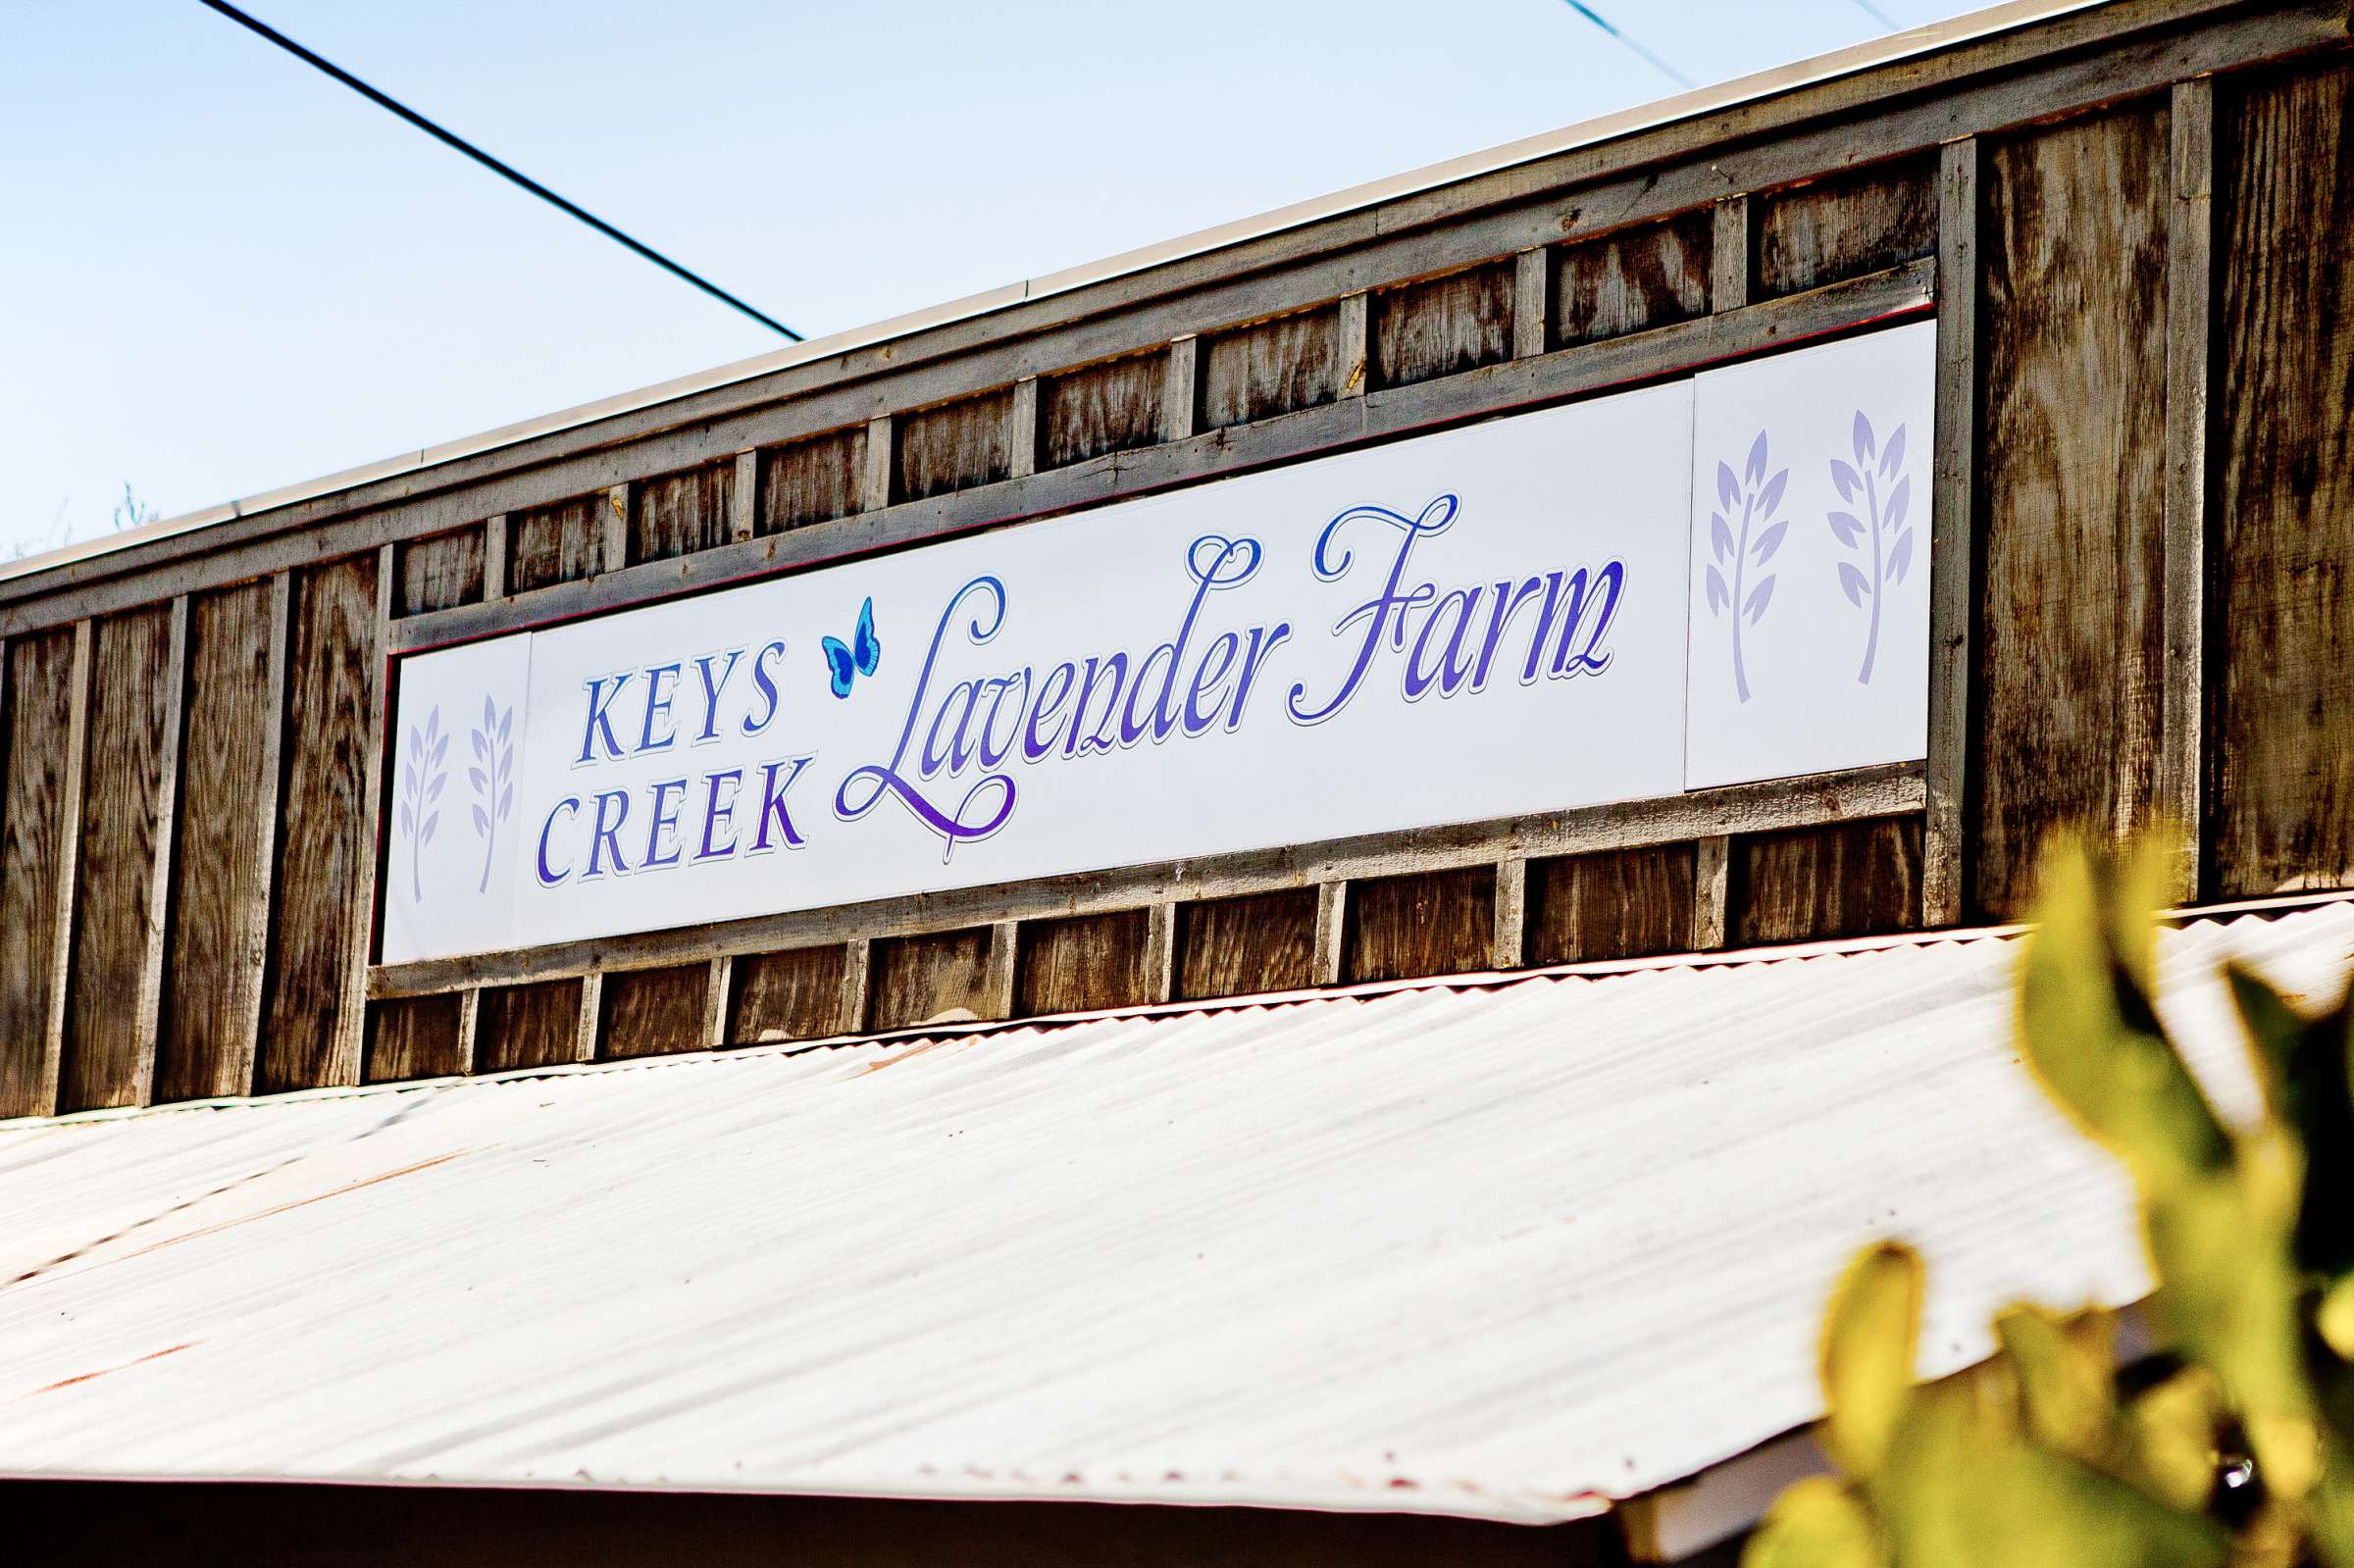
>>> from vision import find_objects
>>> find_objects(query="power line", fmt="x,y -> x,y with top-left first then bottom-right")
1847,0 -> 1903,29
1560,2 -> 1697,90
193,0 -> 803,342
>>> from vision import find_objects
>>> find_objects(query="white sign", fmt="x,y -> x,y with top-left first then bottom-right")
383,322 -> 1935,965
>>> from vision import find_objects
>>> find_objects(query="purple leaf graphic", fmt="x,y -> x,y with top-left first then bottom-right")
469,696 -> 519,894
1830,408 -> 1914,685
1706,429 -> 1788,703
421,811 -> 438,846
396,705 -> 445,906
1886,531 -> 1916,585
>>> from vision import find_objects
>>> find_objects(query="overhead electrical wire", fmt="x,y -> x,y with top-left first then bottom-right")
1559,1 -> 1697,90
193,0 -> 803,341
1847,0 -> 1903,29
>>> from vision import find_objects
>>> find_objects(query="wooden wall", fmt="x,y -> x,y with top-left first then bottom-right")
0,4 -> 2344,1108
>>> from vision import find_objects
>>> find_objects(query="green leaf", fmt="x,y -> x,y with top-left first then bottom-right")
1876,1380 -> 2228,1568
1997,1304 -> 2115,1460
1741,1476 -> 1883,1568
2018,840 -> 2229,1192
2144,1166 -> 2310,1427
1820,1242 -> 1923,1479
2226,963 -> 2305,1125
2119,1365 -> 2226,1515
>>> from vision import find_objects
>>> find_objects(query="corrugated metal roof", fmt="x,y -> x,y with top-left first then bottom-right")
1,903 -> 2346,1524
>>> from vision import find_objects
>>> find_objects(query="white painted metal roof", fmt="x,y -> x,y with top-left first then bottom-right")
1,901 -> 2344,1524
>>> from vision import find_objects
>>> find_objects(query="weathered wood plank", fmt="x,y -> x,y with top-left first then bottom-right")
730,451 -> 758,542
870,927 -> 997,1031
597,962 -> 710,1059
1160,336 -> 1199,441
1526,844 -> 1697,965
2210,59 -> 2354,895
1016,909 -> 1151,1015
574,971 -> 602,1061
1144,901 -> 1178,1004
860,416 -> 895,512
60,603 -> 182,1112
257,552 -> 380,1093
1553,209 -> 1713,347
364,993 -> 466,1083
725,944 -> 849,1044
1735,817 -> 1924,943
481,515 -> 508,601
0,628 -> 81,1119
2159,76 -> 2215,899
840,937 -> 872,1034
1007,377 -> 1041,481
760,426 -> 868,535
1694,835 -> 1731,950
376,761 -> 1926,996
1754,154 -> 1938,300
506,494 -> 609,594
1201,306 -> 1342,430
1344,866 -> 1495,984
475,978 -> 585,1074
390,261 -> 1935,654
896,387 -> 1017,503
1492,857 -> 1528,969
158,580 -> 282,1103
1370,261 -> 1515,390
1972,103 -> 2173,918
1175,887 -> 1318,1001
630,461 -> 735,565
1512,249 -> 1550,359
1924,138 -> 1982,929
393,527 -> 485,617
702,955 -> 731,1048
1041,351 -> 1165,471
1337,293 -> 1369,399
1312,881 -> 1348,986
1712,197 -> 1751,311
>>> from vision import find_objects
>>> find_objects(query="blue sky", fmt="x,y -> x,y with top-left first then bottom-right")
4,0 -> 1980,554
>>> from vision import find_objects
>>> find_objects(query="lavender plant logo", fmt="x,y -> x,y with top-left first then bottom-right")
396,706 -> 448,905
468,695 -> 517,894
1827,412 -> 1915,685
1703,430 -> 1790,703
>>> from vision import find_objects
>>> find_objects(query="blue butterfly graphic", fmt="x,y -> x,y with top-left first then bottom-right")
822,596 -> 882,699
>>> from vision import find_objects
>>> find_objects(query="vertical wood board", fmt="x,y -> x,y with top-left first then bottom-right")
726,944 -> 850,1044
1552,210 -> 1712,349
0,631 -> 77,1118
394,529 -> 486,617
1525,844 -> 1697,965
760,426 -> 868,535
1200,307 -> 1342,430
1755,155 -> 1939,300
630,462 -> 736,566
1343,866 -> 1498,984
1735,817 -> 1924,943
1015,909 -> 1151,1016
1175,888 -> 1318,1000
1370,261 -> 1516,390
1041,352 -> 1166,471
896,387 -> 1017,504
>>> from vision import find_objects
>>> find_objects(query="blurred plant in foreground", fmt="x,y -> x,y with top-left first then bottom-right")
1745,839 -> 2354,1568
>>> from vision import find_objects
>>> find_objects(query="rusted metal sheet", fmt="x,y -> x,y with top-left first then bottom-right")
0,902 -> 2344,1521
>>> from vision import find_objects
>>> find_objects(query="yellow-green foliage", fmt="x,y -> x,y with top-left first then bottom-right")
1745,839 -> 2354,1568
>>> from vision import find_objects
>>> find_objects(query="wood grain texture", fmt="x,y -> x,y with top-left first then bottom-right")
630,461 -> 735,565
1512,249 -> 1550,358
1972,103 -> 2172,917
1200,306 -> 1341,430
1370,260 -> 1516,390
1552,210 -> 1712,348
1175,887 -> 1317,1000
2158,77 -> 2214,899
0,630 -> 78,1118
157,580 -> 281,1103
2210,60 -> 2354,895
1712,198 -> 1751,312
364,993 -> 465,1083
257,553 -> 379,1094
597,962 -> 712,1059
1525,844 -> 1697,965
506,495 -> 610,593
393,528 -> 485,617
725,944 -> 848,1043
1492,857 -> 1527,969
1755,154 -> 1938,300
1344,865 -> 1497,984
60,604 -> 179,1112
1007,378 -> 1040,481
760,426 -> 868,535
475,979 -> 586,1074
1925,138 -> 1982,929
1735,817 -> 1923,943
1161,336 -> 1199,440
1041,351 -> 1166,471
896,387 -> 1016,503
1694,835 -> 1731,949
1015,909 -> 1151,1016
870,927 -> 995,1030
